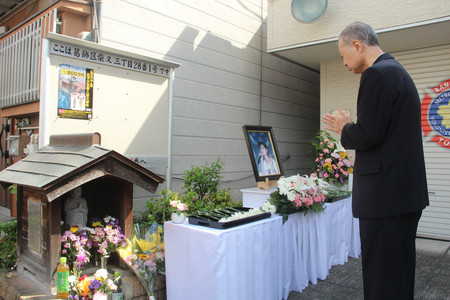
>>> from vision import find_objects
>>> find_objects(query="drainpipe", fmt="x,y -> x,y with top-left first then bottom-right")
166,69 -> 175,190
39,38 -> 51,149
92,0 -> 102,43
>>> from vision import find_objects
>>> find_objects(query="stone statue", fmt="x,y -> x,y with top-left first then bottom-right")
64,186 -> 88,228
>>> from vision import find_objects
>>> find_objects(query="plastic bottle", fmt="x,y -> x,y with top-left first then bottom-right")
111,271 -> 123,300
56,257 -> 70,298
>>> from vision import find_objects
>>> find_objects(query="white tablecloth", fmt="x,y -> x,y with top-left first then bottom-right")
164,197 -> 360,300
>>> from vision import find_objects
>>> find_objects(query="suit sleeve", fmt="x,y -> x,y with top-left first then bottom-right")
341,68 -> 394,151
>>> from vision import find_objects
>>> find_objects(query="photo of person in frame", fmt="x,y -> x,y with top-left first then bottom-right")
256,141 -> 279,176
247,130 -> 281,176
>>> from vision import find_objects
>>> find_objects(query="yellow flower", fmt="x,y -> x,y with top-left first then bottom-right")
92,221 -> 102,227
136,238 -> 155,253
69,226 -> 79,233
117,240 -> 132,259
349,167 -> 353,174
323,162 -> 332,172
136,231 -> 162,253
161,242 -> 164,250
340,151 -> 346,159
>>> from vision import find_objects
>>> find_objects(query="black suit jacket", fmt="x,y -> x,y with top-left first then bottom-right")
341,53 -> 429,218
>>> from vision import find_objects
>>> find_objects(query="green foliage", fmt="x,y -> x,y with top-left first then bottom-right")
0,220 -> 17,270
269,190 -> 326,224
136,158 -> 242,228
137,190 -> 173,227
268,191 -> 298,223
182,158 -> 224,205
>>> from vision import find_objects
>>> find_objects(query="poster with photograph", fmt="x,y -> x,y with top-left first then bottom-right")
57,64 -> 93,119
243,125 -> 284,182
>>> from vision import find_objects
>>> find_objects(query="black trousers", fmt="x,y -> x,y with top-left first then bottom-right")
359,212 -> 422,300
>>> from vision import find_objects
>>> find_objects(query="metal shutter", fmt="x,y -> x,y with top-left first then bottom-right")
395,44 -> 450,240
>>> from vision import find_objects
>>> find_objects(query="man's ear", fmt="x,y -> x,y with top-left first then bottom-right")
352,40 -> 363,53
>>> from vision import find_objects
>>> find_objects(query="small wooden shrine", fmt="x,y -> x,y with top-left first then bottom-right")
0,133 -> 164,293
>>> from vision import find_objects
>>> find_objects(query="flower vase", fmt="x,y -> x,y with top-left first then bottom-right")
171,212 -> 186,224
100,255 -> 109,270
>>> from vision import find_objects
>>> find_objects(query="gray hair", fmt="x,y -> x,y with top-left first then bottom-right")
340,22 -> 379,47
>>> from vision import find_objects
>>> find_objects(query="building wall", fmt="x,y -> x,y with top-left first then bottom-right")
268,0 -> 450,50
321,44 -> 450,239
44,54 -> 171,156
98,0 -> 320,208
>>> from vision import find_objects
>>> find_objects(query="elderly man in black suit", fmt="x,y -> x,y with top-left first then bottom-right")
323,22 -> 429,300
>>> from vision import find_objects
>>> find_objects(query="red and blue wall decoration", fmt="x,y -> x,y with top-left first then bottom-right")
422,79 -> 450,149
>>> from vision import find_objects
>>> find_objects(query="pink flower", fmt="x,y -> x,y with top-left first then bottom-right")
338,161 -> 344,167
303,198 -> 313,206
325,158 -> 332,163
331,152 -> 341,159
109,236 -> 119,244
93,291 -> 108,300
328,142 -> 335,148
335,174 -> 339,178
124,255 -> 134,266
343,159 -> 353,167
323,149 -> 330,154
144,259 -> 156,269
177,203 -> 188,211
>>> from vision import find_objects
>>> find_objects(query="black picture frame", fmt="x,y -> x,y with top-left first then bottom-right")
242,125 -> 284,182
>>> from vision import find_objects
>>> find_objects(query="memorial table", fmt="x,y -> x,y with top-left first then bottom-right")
164,197 -> 360,300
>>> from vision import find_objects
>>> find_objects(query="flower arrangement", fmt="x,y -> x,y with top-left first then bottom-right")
90,217 -> 127,257
61,216 -> 126,269
309,130 -> 353,187
169,198 -> 189,216
117,223 -> 165,298
68,268 -> 118,300
61,227 -> 92,269
269,174 -> 329,223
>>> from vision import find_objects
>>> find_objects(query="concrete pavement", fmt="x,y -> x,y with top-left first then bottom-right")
287,238 -> 450,300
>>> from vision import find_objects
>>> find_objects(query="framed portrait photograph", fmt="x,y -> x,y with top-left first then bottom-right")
242,125 -> 284,182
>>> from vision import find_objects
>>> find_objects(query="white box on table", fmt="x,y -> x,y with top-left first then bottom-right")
241,187 -> 277,208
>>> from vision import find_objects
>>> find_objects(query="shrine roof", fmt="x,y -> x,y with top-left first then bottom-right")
0,143 -> 165,201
